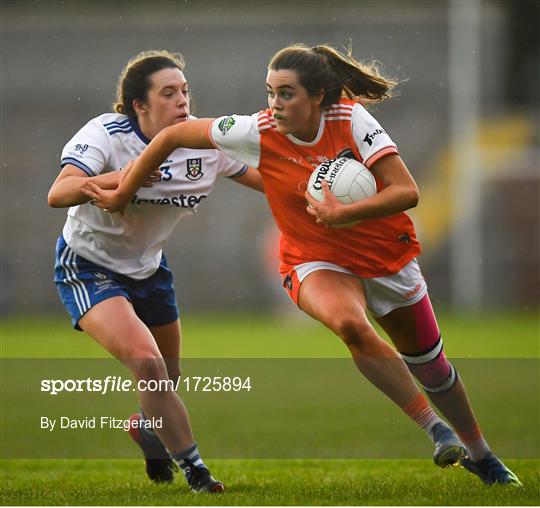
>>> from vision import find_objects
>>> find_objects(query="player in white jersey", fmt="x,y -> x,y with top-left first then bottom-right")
48,50 -> 262,493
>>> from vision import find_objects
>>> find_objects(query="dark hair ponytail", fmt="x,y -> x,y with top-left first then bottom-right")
269,43 -> 397,107
113,50 -> 186,117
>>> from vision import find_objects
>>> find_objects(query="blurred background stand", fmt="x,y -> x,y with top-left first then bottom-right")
1,0 -> 538,316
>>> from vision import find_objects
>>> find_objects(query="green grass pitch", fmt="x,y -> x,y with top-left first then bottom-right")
1,311 -> 539,505
2,458 -> 539,505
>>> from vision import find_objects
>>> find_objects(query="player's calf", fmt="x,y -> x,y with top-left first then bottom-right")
399,342 -> 467,467
400,337 -> 494,463
400,336 -> 458,394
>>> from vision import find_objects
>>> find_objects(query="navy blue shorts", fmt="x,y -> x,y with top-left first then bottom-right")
54,236 -> 180,330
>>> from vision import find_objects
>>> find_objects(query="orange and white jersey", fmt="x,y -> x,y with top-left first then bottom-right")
210,98 -> 421,278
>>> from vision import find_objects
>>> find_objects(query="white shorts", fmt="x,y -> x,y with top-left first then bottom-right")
294,258 -> 427,317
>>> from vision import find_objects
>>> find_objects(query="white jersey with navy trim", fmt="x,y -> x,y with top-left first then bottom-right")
60,113 -> 247,280
209,103 -> 397,169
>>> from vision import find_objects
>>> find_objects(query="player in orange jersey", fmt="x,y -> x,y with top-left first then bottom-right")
82,44 -> 520,486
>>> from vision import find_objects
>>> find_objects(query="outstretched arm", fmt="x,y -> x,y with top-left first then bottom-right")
81,118 -> 216,212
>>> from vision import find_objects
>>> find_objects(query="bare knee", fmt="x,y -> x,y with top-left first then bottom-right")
123,350 -> 169,383
330,316 -> 375,352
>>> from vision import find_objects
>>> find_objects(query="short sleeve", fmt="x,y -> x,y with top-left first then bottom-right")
351,104 -> 398,169
209,114 -> 261,169
61,118 -> 111,176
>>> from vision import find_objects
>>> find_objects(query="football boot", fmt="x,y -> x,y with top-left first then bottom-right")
128,413 -> 177,483
460,452 -> 522,486
431,422 -> 468,467
185,463 -> 225,493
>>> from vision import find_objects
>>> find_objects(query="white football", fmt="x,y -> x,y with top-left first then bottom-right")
307,157 -> 377,227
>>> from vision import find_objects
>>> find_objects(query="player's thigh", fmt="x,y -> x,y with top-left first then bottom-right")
298,269 -> 369,332
149,320 -> 181,359
375,294 -> 440,354
129,261 -> 180,360
149,320 -> 182,380
79,296 -> 161,360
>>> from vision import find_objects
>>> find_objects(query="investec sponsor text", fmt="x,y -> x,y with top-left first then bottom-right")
131,193 -> 207,207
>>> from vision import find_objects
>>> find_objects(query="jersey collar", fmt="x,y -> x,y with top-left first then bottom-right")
129,118 -> 151,145
285,114 -> 325,146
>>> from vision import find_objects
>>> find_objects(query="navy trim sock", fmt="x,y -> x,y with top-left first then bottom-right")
171,443 -> 207,482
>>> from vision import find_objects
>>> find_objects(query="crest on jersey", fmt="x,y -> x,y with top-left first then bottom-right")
75,144 -> 88,155
218,116 -> 235,135
186,158 -> 203,181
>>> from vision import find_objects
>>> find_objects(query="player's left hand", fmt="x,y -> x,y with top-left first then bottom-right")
305,180 -> 347,226
80,182 -> 128,214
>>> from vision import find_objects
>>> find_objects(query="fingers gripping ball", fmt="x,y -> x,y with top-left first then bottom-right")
307,157 -> 377,227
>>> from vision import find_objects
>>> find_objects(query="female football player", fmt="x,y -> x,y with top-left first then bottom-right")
48,49 -> 262,493
82,44 -> 520,486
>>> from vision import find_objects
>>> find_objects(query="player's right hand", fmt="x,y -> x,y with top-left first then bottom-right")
305,180 -> 347,226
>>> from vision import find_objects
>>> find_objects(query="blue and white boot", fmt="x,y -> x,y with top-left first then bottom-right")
431,422 -> 468,467
460,452 -> 522,486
